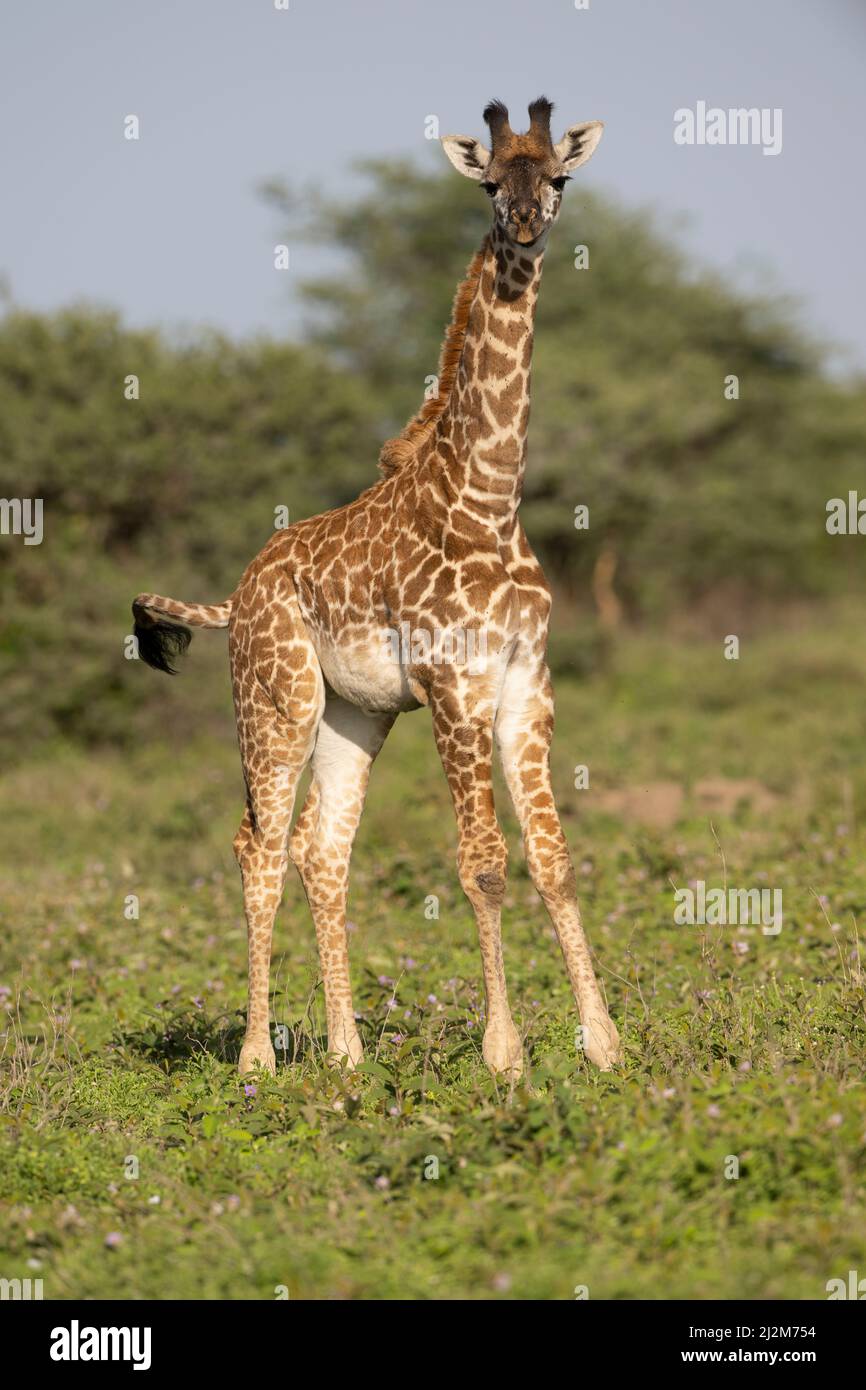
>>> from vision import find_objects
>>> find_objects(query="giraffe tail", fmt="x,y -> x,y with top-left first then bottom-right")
132,592 -> 233,675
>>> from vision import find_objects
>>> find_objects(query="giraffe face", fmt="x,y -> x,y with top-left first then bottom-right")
441,99 -> 604,247
480,150 -> 567,246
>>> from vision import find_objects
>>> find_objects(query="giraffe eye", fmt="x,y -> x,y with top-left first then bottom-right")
550,176 -> 570,192
481,181 -> 499,196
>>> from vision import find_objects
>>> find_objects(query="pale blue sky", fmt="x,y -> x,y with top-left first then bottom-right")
1,0 -> 864,371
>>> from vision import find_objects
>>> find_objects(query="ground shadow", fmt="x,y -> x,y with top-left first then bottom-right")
113,1002 -> 327,1069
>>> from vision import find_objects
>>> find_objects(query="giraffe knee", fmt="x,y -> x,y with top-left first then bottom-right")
288,824 -> 308,876
529,850 -> 577,905
234,819 -> 289,886
459,834 -> 508,908
473,867 -> 506,905
289,784 -> 320,877
233,819 -> 253,871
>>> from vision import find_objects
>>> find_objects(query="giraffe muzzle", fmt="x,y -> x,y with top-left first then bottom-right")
509,202 -> 541,243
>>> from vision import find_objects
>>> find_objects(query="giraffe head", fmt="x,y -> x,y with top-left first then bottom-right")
441,97 -> 603,247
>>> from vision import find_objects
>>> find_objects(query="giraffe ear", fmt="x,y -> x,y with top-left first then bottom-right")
554,120 -> 604,172
440,135 -> 491,181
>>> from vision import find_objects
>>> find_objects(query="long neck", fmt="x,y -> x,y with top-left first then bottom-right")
436,223 -> 546,524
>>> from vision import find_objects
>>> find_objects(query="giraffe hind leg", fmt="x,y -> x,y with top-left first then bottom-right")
230,582 -> 324,1074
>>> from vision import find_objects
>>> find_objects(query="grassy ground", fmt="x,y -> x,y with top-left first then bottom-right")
1,608 -> 865,1300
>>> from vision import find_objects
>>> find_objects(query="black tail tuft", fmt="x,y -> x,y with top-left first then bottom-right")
133,616 -> 192,675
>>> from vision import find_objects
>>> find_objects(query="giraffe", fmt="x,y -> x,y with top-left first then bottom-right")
132,97 -> 621,1079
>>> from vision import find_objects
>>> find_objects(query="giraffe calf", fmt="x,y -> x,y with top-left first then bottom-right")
133,96 -> 620,1079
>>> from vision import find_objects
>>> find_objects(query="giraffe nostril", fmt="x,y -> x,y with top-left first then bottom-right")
511,203 -> 540,225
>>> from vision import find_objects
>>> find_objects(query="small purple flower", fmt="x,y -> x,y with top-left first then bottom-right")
374,1175 -> 390,1191
104,1232 -> 123,1249
244,1084 -> 257,1098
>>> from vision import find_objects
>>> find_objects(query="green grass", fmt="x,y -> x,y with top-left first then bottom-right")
2,607 -> 866,1300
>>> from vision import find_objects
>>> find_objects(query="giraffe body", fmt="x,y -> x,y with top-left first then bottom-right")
133,97 -> 620,1079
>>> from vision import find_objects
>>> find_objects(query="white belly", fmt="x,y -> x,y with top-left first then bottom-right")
313,632 -> 420,713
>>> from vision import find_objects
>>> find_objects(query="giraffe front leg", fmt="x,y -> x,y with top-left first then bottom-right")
495,660 -> 621,1071
290,697 -> 394,1071
430,688 -> 523,1079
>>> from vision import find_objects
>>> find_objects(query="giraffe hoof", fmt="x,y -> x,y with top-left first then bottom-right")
582,1016 -> 622,1071
238,1038 -> 276,1076
483,1025 -> 524,1079
326,1031 -> 364,1071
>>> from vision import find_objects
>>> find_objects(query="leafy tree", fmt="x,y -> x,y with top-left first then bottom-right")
0,308 -> 380,750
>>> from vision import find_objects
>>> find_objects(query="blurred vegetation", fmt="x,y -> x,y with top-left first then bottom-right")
2,159 -> 865,755
0,310 -> 380,751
